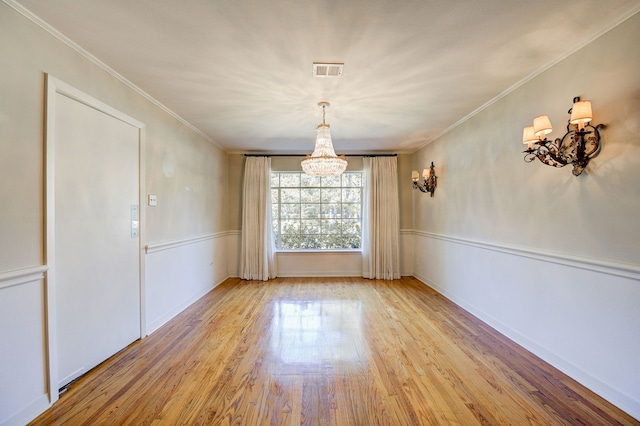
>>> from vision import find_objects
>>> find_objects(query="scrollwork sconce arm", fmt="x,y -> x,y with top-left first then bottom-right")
522,97 -> 604,176
412,162 -> 438,197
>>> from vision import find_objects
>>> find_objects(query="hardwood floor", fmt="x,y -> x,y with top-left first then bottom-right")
31,277 -> 637,425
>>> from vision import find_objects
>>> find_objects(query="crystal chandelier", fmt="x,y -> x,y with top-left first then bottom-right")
301,101 -> 347,176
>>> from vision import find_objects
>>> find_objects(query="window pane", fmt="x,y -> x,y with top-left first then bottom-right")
301,204 -> 321,218
280,173 -> 300,187
281,235 -> 302,249
342,219 -> 361,235
281,219 -> 300,233
270,172 -> 279,187
322,236 -> 343,249
301,174 -> 321,187
342,188 -> 361,203
344,235 -> 361,249
281,188 -> 300,203
301,219 -> 320,234
342,173 -> 362,187
271,189 -> 279,204
322,219 -> 341,234
321,188 -> 341,203
321,176 -> 341,187
321,204 -> 341,218
303,236 -> 322,249
342,204 -> 360,219
281,204 -> 300,218
301,188 -> 320,203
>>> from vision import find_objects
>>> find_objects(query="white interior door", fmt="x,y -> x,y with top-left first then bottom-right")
54,92 -> 141,388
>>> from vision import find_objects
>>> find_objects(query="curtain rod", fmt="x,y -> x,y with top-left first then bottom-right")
244,153 -> 397,157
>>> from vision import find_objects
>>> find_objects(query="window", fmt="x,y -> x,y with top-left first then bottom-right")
271,172 -> 363,250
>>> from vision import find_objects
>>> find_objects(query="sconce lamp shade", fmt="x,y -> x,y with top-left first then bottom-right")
522,126 -> 537,148
533,115 -> 553,138
412,162 -> 437,196
570,100 -> 593,129
522,96 -> 604,177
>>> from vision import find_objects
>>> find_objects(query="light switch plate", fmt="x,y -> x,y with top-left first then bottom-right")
131,204 -> 139,238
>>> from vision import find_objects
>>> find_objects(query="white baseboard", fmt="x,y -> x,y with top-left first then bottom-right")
410,230 -> 640,421
276,271 -> 364,278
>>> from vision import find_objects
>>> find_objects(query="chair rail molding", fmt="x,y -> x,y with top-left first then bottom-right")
413,230 -> 640,281
145,231 -> 231,254
0,265 -> 48,290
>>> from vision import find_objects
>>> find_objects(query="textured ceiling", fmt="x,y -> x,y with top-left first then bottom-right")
13,0 -> 640,154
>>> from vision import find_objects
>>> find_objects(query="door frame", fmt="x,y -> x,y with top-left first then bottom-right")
44,74 -> 146,405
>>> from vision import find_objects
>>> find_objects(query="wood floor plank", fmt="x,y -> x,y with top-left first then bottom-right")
30,276 -> 638,425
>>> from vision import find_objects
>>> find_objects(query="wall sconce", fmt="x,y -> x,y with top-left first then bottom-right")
412,162 -> 437,197
522,97 -> 604,176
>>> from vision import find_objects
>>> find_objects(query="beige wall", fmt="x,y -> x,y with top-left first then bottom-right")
0,3 -> 228,268
3,0 -> 638,420
411,11 -> 640,417
413,13 -> 640,264
227,154 -> 245,231
0,3 -> 229,423
397,153 -> 413,230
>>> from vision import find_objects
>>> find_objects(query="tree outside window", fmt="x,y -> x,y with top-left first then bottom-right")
271,172 -> 362,250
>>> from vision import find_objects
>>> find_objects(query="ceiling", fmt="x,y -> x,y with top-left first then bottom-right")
13,0 -> 640,154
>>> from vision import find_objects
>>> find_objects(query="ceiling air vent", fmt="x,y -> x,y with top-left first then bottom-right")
313,62 -> 344,77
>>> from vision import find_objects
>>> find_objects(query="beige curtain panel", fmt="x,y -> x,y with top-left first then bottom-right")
362,156 -> 400,280
240,156 -> 277,280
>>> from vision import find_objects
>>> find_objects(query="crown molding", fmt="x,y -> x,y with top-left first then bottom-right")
3,0 -> 225,151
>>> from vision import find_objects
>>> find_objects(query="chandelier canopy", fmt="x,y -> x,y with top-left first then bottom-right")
301,102 -> 347,176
